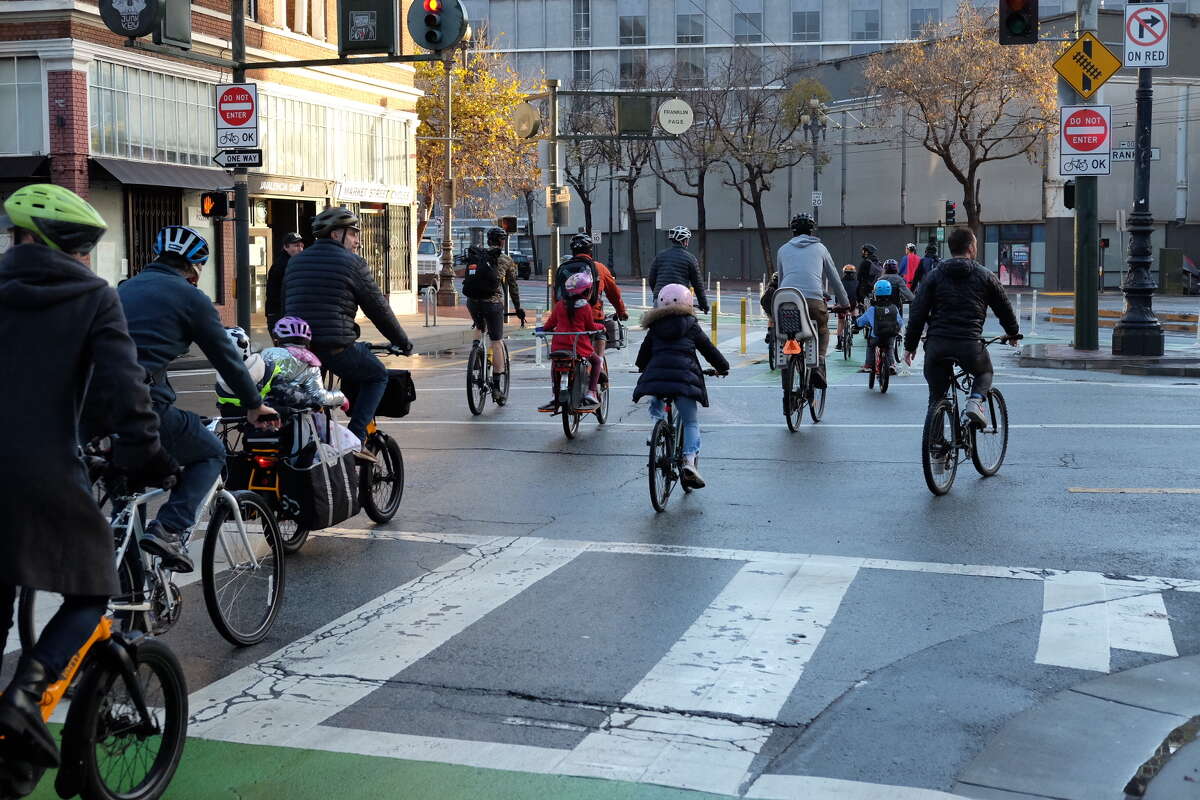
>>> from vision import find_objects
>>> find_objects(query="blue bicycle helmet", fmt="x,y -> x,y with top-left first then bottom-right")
874,278 -> 893,297
153,225 -> 210,267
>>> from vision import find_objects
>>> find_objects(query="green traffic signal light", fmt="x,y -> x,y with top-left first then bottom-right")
998,0 -> 1038,45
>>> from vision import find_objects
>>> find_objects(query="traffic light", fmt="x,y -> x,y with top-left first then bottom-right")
154,0 -> 193,49
945,200 -> 957,226
999,0 -> 1038,46
1063,180 -> 1076,210
200,191 -> 229,219
407,0 -> 468,52
1099,238 -> 1110,249
497,215 -> 517,234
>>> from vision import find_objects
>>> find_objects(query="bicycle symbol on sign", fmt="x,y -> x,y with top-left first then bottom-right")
1061,157 -> 1090,174
218,131 -> 241,147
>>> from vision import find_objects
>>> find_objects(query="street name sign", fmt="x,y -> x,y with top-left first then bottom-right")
213,149 -> 263,168
1111,147 -> 1162,162
657,98 -> 694,136
1059,105 -> 1111,177
1124,3 -> 1169,68
215,83 -> 259,149
1053,32 -> 1121,100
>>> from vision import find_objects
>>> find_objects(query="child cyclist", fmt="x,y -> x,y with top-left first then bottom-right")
539,271 -> 606,411
633,284 -> 730,490
854,278 -> 904,374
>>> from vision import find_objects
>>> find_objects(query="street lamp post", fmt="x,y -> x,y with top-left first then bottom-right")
800,97 -> 827,228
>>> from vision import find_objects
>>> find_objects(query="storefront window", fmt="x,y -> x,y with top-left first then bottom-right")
89,61 -> 214,165
260,93 -> 329,179
0,57 -> 44,154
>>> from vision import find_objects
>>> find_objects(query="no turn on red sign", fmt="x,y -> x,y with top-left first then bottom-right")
1059,105 -> 1112,177
1124,2 -> 1169,68
215,83 -> 259,150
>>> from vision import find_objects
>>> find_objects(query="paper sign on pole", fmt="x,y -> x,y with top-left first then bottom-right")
1059,105 -> 1112,177
1124,3 -> 1169,68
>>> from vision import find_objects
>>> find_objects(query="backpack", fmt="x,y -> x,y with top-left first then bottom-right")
873,303 -> 901,339
555,256 -> 600,305
461,246 -> 502,300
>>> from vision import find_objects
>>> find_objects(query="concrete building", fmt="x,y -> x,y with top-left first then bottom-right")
468,0 -> 1200,291
0,0 -> 423,320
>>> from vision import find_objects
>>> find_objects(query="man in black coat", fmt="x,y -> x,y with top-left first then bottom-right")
648,226 -> 709,313
855,243 -> 882,306
904,228 -> 1021,427
283,206 -> 412,443
0,184 -> 178,776
911,243 -> 939,292
265,231 -> 304,332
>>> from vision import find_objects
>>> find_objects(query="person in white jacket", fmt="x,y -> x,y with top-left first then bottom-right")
775,213 -> 849,387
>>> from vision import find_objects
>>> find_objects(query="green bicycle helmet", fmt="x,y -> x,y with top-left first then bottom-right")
311,206 -> 361,238
0,184 -> 107,254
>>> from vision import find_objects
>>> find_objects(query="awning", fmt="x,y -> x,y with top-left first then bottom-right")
92,157 -> 230,191
0,156 -> 49,179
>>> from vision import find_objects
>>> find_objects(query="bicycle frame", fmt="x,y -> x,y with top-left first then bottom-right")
533,330 -> 601,412
108,486 -> 169,619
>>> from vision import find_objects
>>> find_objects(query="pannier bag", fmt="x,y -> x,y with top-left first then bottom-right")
342,369 -> 416,418
604,317 -> 626,350
279,412 -> 360,530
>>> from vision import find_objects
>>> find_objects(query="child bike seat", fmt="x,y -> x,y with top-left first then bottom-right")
771,287 -> 815,342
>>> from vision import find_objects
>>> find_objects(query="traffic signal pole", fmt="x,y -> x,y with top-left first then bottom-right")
231,0 -> 251,331
1069,0 -> 1100,350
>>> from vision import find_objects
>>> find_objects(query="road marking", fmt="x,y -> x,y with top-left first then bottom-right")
381,419 -> 1200,430
188,536 -> 585,745
746,774 -> 966,799
558,559 -> 857,795
1068,487 -> 1200,494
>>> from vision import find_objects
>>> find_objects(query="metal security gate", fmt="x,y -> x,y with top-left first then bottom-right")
125,188 -> 182,276
388,205 -> 411,293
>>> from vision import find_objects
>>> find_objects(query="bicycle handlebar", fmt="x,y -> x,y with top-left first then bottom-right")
365,342 -> 412,357
703,369 -> 728,377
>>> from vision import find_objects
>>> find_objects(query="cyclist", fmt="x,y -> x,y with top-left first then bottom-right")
0,184 -> 178,778
855,243 -> 882,307
119,226 -> 278,573
464,226 -> 525,394
539,271 -> 606,411
282,206 -> 412,444
567,233 -> 627,370
855,279 -> 904,374
904,227 -> 1020,427
880,259 -> 915,305
775,213 -> 849,388
633,284 -> 729,490
648,226 -> 709,313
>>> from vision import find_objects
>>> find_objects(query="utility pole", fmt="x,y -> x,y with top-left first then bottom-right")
1112,2 -> 1165,355
231,0 -> 250,330
547,78 -> 561,305
1067,0 -> 1100,350
437,52 -> 457,306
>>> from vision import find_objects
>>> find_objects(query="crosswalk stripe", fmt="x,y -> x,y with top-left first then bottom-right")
558,558 -> 860,796
746,774 -> 967,799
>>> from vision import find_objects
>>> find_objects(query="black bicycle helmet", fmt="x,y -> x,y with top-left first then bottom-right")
486,226 -> 507,246
570,233 -> 593,254
311,207 -> 360,238
790,213 -> 815,235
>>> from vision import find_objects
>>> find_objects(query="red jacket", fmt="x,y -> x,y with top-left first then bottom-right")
584,257 -> 627,321
902,253 -> 922,288
543,299 -> 604,357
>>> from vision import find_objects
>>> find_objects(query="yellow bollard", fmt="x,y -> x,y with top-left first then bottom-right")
711,301 -> 718,341
740,298 -> 747,354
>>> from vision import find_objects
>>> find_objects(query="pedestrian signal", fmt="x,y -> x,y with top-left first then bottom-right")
200,192 -> 229,218
999,0 -> 1038,46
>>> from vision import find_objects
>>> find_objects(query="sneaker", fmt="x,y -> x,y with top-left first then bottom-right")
140,521 -> 194,574
965,396 -> 988,428
889,365 -> 898,375
681,464 -> 706,489
352,449 -> 378,464
0,656 -> 60,768
581,393 -> 600,408
811,365 -> 827,389
538,400 -> 558,413
858,365 -> 872,373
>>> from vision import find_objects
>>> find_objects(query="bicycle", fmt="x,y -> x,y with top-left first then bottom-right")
20,447 -> 285,649
855,323 -> 893,394
772,289 -> 835,432
835,307 -> 855,361
765,329 -> 779,371
647,369 -> 723,512
533,329 -> 609,439
920,336 -> 1018,496
467,311 -> 525,415
335,344 -> 406,523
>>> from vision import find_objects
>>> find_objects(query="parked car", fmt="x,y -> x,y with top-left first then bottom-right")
417,238 -> 440,288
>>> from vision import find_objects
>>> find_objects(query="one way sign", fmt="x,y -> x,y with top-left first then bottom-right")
213,149 -> 262,169
1125,2 -> 1169,68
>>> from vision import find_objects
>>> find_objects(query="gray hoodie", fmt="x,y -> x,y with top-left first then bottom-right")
776,235 -> 849,307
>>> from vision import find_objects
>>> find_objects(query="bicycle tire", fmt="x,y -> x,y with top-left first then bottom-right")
922,400 -> 958,496
768,335 -> 778,371
970,388 -> 1009,477
201,490 -> 285,647
809,379 -> 826,422
276,517 -> 311,555
868,346 -> 877,390
784,356 -> 805,432
648,419 -> 674,512
893,335 -> 903,364
360,433 -> 404,523
494,347 -> 511,407
71,638 -> 187,800
562,364 -> 582,439
880,347 -> 891,394
842,331 -> 853,360
562,403 -> 581,439
595,361 -> 610,425
466,344 -> 487,416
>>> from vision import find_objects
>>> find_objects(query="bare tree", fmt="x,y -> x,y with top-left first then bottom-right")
864,5 -> 1057,243
561,87 -> 614,238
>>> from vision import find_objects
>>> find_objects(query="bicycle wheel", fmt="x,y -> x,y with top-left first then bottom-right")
595,361 -> 610,425
466,344 -> 487,416
970,388 -> 1009,477
879,347 -> 891,394
201,490 -> 285,647
809,373 -> 826,423
494,347 -> 511,407
842,329 -> 853,360
276,517 -> 311,555
648,419 -> 674,512
868,346 -> 878,390
360,433 -> 404,522
27,546 -> 149,648
70,638 -> 187,800
922,400 -> 959,496
893,335 -> 903,364
784,356 -> 805,432
562,365 -> 582,439
768,335 -> 778,371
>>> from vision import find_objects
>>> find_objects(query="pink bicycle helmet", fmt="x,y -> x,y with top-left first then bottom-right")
656,283 -> 692,308
565,270 -> 594,297
273,315 -> 312,342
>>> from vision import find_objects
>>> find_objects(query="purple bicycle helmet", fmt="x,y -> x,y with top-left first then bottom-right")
273,316 -> 312,342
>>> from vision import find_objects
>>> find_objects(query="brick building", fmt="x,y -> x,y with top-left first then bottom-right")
0,0 -> 423,321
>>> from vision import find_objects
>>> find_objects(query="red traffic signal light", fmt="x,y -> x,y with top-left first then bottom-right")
999,0 -> 1039,45
409,0 -> 466,51
423,0 -> 441,10
200,191 -> 229,218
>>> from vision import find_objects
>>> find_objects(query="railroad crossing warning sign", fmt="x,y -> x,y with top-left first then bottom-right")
1124,3 -> 1169,68
1053,32 -> 1121,100
215,83 -> 259,149
1059,105 -> 1112,177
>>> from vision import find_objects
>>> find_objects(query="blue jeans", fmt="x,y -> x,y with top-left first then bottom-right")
322,342 -> 387,440
155,404 -> 226,534
649,396 -> 700,456
0,585 -> 107,676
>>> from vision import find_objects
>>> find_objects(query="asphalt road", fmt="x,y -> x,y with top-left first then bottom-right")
10,311 -> 1200,799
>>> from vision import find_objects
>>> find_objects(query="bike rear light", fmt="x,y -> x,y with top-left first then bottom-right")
254,455 -> 278,468
783,340 -> 803,355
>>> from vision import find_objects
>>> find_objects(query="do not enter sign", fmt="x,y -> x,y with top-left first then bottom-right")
1059,105 -> 1111,177
215,83 -> 259,150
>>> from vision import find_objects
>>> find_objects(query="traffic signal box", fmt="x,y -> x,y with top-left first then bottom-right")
945,201 -> 957,226
337,0 -> 398,57
201,192 -> 230,219
407,0 -> 469,52
497,216 -> 517,234
999,0 -> 1039,45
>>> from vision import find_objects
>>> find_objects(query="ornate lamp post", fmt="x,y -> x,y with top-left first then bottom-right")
800,97 -> 828,226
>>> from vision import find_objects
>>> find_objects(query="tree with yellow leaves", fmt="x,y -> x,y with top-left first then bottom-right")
414,46 -> 537,239
865,5 -> 1057,242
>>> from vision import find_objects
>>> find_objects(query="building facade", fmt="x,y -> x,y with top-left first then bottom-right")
0,0 -> 423,320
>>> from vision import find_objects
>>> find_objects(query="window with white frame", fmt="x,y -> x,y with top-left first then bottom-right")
573,0 -> 591,46
619,49 -> 647,88
733,0 -> 764,45
850,0 -> 881,55
791,0 -> 820,42
910,0 -> 940,37
0,57 -> 43,154
619,0 -> 647,45
573,51 -> 592,87
676,0 -> 704,44
674,49 -> 705,87
260,93 -> 328,179
89,61 -> 214,165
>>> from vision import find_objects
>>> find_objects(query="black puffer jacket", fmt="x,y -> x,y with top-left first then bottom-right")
648,244 -> 709,312
856,256 -> 882,304
282,238 -> 410,352
633,304 -> 729,407
904,257 -> 1019,352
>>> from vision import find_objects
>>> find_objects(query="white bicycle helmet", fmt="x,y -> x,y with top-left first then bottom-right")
225,326 -> 252,361
153,225 -> 210,267
667,225 -> 692,244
